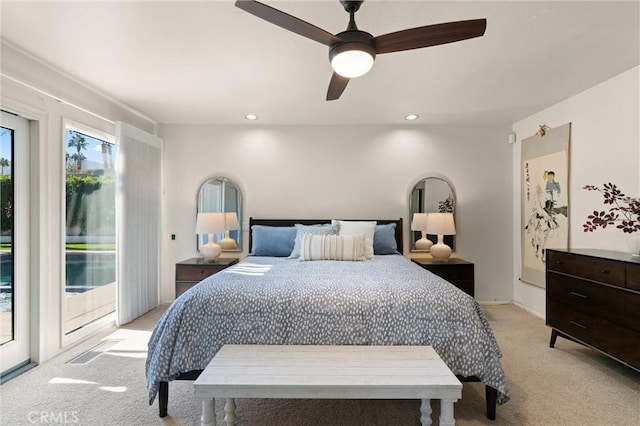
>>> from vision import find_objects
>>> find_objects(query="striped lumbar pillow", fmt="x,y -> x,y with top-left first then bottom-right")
298,233 -> 366,261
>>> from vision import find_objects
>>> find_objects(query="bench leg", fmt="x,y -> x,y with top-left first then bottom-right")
159,381 -> 168,417
420,399 -> 432,426
439,398 -> 457,426
486,385 -> 497,420
201,399 -> 215,426
224,398 -> 236,426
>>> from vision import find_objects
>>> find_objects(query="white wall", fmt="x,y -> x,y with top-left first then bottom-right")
1,43 -> 156,363
161,124 -> 515,304
512,66 -> 640,318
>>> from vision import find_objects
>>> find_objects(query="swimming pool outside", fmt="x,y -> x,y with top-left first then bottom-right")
0,251 -> 116,313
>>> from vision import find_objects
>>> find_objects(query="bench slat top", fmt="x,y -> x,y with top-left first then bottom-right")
194,345 -> 462,395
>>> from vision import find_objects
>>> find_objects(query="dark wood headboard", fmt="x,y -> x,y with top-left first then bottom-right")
248,218 -> 404,255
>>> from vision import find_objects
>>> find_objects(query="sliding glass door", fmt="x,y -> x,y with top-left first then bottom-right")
0,111 -> 30,375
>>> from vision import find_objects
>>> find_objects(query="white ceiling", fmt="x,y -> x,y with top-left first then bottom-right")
1,1 -> 639,126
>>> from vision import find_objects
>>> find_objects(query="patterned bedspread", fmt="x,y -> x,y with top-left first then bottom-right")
146,255 -> 509,404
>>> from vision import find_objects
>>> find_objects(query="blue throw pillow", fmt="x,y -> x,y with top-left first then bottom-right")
288,223 -> 340,259
373,223 -> 400,255
251,225 -> 297,257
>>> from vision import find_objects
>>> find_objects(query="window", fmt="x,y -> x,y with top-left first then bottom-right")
63,124 -> 117,334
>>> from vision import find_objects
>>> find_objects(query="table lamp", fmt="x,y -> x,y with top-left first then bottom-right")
411,213 -> 432,251
426,213 -> 456,261
195,212 -> 226,260
219,212 -> 240,250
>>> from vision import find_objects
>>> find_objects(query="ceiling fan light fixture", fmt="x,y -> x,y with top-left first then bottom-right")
329,30 -> 376,78
330,46 -> 374,78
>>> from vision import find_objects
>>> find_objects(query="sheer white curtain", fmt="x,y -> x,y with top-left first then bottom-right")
115,122 -> 162,325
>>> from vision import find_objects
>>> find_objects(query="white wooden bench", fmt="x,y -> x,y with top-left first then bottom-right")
194,345 -> 462,426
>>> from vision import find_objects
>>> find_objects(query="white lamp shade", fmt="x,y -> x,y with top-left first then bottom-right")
195,212 -> 226,235
224,212 -> 240,231
331,49 -> 374,78
411,213 -> 428,231
426,213 -> 456,236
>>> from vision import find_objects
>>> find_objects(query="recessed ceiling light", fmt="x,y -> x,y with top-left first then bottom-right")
404,114 -> 419,121
245,114 -> 259,121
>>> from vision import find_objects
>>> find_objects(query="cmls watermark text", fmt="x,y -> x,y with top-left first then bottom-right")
28,411 -> 79,424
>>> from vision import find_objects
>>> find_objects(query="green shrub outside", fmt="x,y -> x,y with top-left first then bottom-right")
0,175 -> 11,233
0,175 -> 115,235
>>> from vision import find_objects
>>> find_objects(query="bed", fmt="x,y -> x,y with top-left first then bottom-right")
146,218 -> 509,419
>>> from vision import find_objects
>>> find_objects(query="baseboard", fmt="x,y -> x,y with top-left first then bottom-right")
514,301 -> 545,320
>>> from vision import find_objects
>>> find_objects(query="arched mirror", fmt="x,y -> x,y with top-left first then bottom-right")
197,176 -> 243,252
409,176 -> 456,252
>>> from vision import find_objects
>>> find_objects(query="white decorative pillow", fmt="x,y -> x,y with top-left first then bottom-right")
332,220 -> 377,259
298,234 -> 366,261
288,223 -> 340,259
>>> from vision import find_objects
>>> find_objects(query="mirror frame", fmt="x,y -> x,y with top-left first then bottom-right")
196,176 -> 243,252
409,175 -> 456,253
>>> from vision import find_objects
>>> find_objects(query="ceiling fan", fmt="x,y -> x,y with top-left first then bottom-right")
235,0 -> 487,101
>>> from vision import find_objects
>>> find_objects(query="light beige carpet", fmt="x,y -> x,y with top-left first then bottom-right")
1,303 -> 639,426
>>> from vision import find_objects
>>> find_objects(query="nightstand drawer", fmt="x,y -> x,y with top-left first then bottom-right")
427,265 -> 473,282
176,264 -> 225,281
411,258 -> 474,297
175,257 -> 239,298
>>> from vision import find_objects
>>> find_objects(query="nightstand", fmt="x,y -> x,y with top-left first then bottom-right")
175,257 -> 239,298
411,257 -> 475,297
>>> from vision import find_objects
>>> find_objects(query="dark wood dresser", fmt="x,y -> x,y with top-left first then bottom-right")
175,257 -> 239,298
546,249 -> 640,371
411,257 -> 474,297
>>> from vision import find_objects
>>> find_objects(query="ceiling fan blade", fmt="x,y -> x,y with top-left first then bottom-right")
373,19 -> 487,54
235,0 -> 341,46
326,73 -> 350,101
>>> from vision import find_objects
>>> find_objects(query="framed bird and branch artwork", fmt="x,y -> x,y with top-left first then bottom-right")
521,123 -> 571,288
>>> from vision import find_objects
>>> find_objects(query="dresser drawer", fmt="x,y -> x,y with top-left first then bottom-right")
547,299 -> 627,359
547,272 -> 626,324
628,263 -> 640,290
627,292 -> 640,332
176,264 -> 224,282
547,251 -> 625,287
623,328 -> 640,369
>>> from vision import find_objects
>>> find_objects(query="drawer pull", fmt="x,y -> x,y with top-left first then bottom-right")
600,269 -> 609,274
570,321 -> 587,329
570,291 -> 588,299
555,261 -> 563,265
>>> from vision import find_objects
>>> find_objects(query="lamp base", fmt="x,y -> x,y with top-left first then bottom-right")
430,243 -> 452,261
200,242 -> 222,260
219,237 -> 237,251
415,238 -> 433,251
